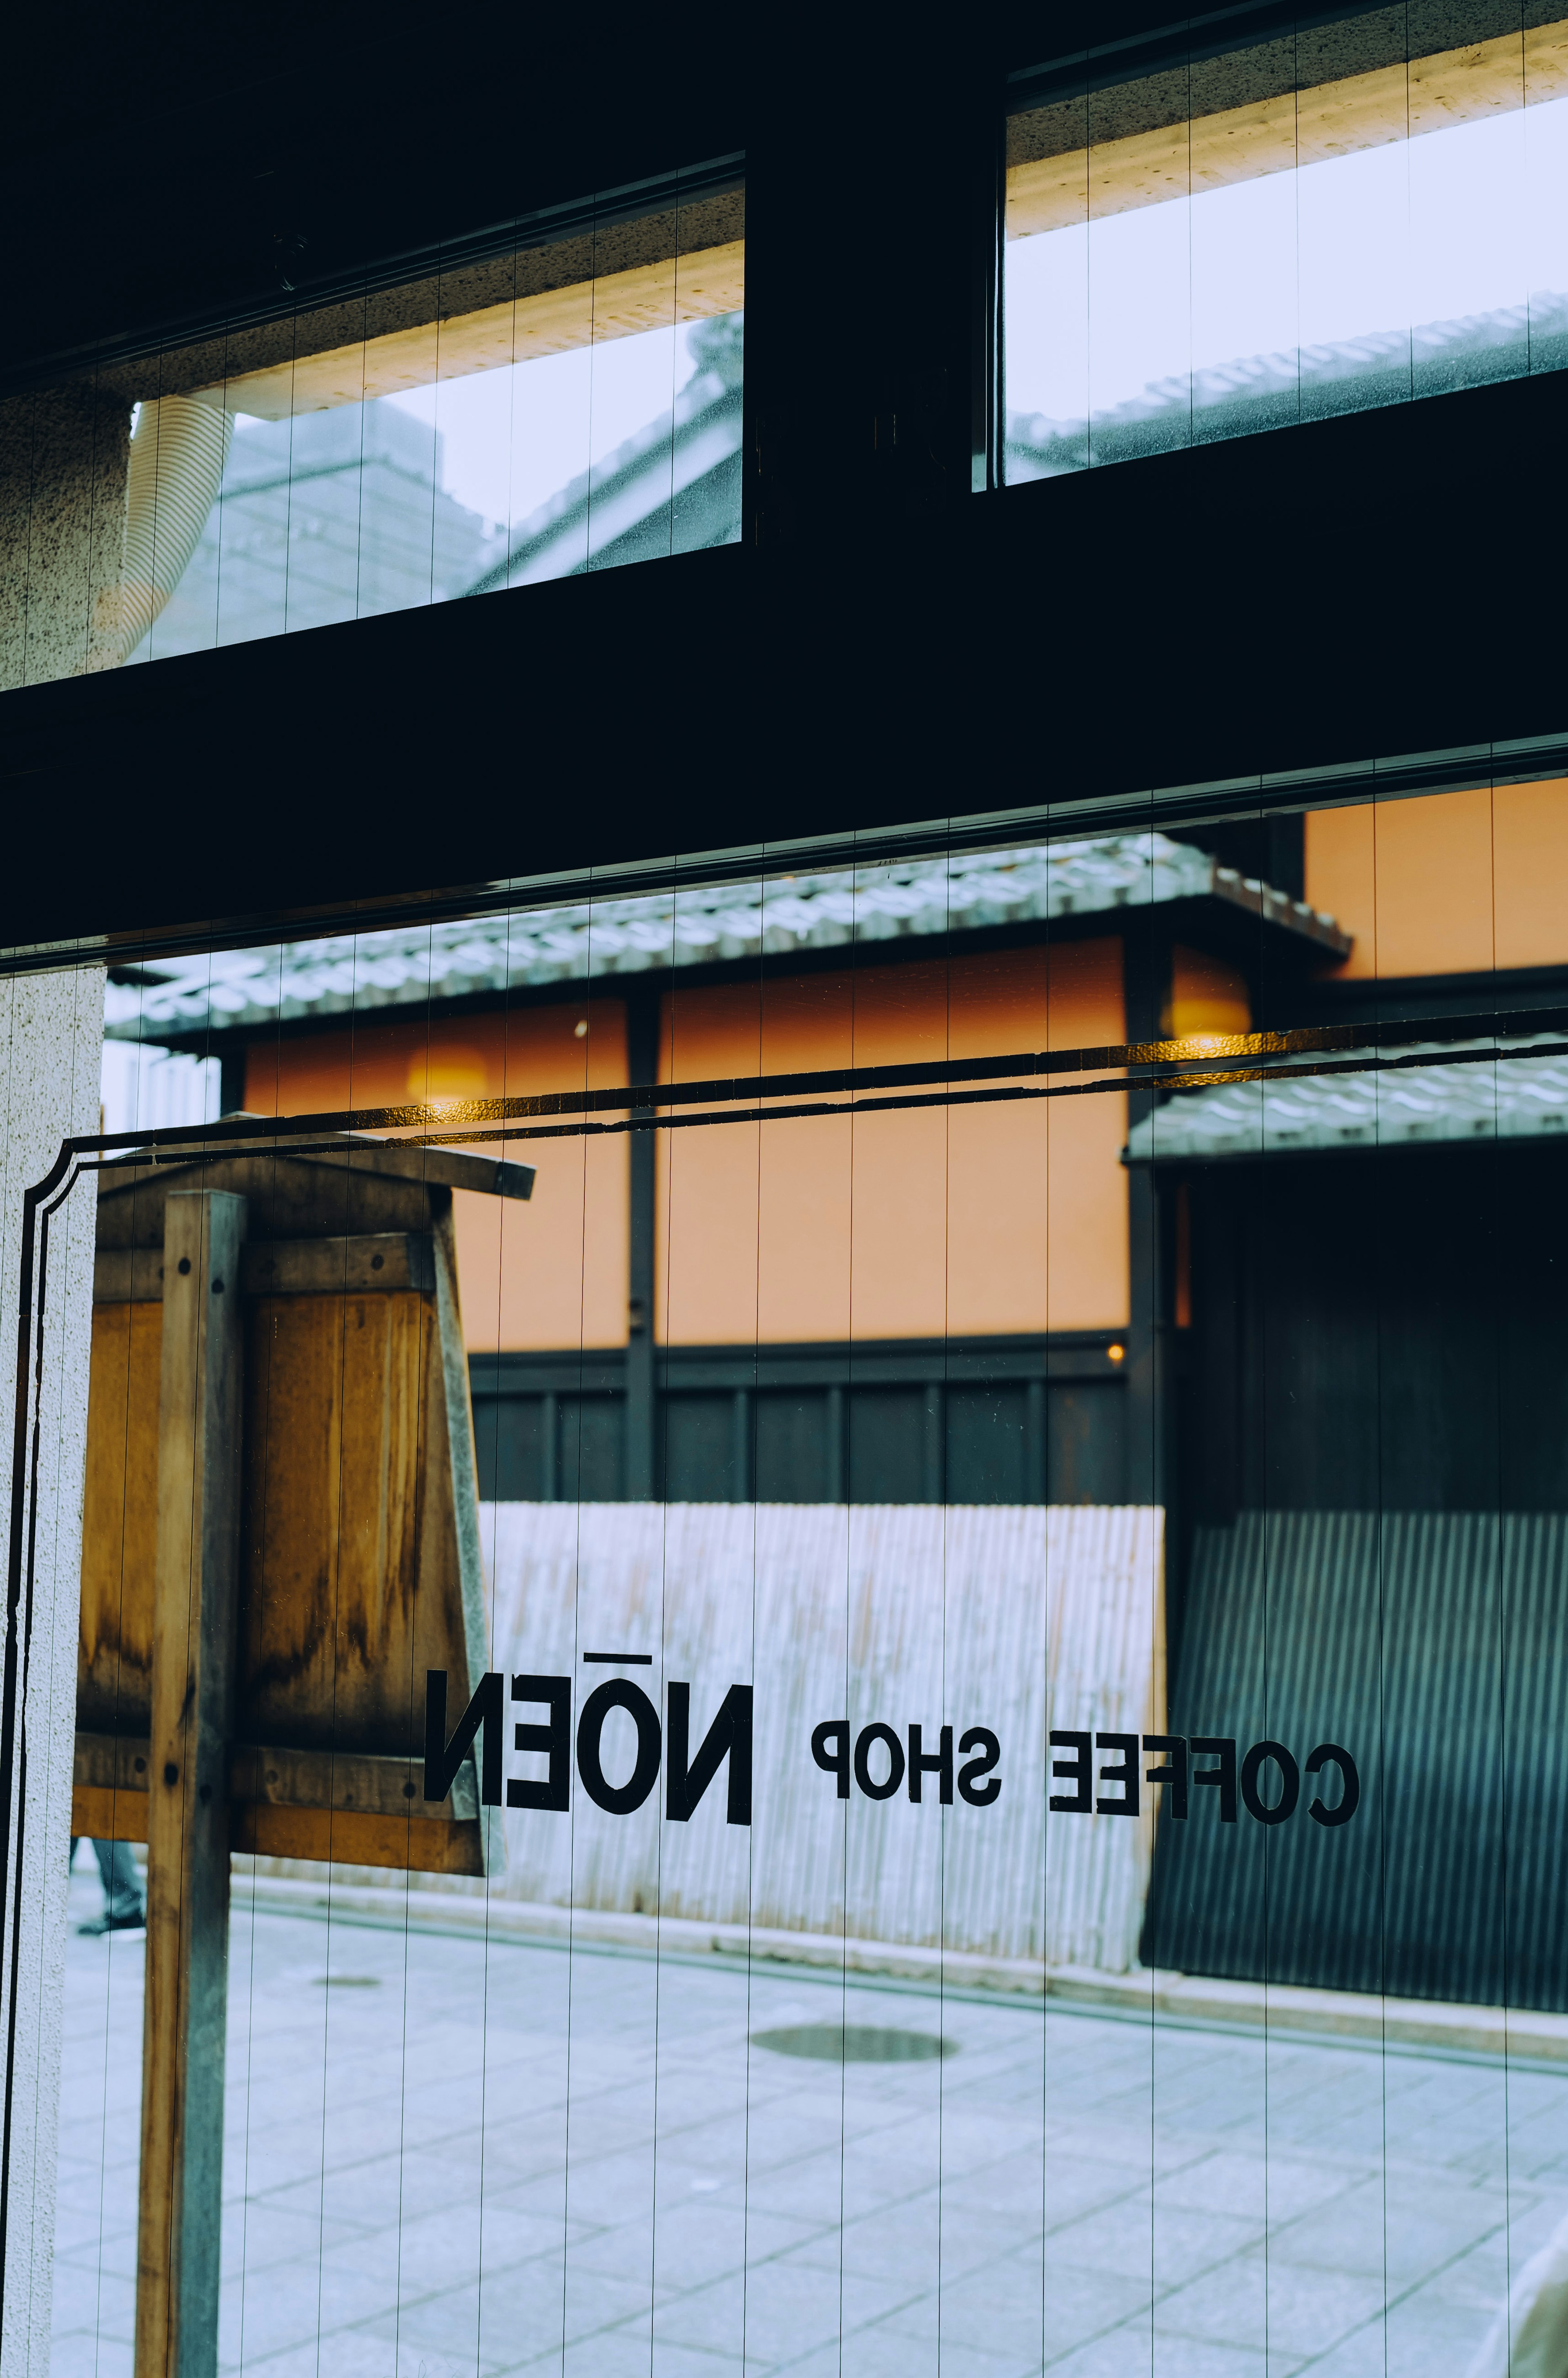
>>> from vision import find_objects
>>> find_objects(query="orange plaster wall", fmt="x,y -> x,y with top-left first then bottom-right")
1305,779 -> 1568,978
248,942 -> 1130,1354
656,940 -> 1129,1345
244,1001 -> 629,1349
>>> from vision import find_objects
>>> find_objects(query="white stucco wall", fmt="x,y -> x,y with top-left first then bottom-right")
0,970 -> 105,2378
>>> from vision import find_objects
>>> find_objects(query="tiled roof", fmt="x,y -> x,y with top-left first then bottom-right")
1126,1035 -> 1568,1162
105,832 -> 1349,1042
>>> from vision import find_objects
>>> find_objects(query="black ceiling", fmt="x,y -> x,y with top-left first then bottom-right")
3,0 -> 1562,961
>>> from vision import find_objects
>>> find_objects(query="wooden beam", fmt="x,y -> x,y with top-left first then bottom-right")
74,1732 -> 152,1792
71,1785 -> 148,1844
96,1232 -> 438,1305
229,1806 -> 484,1874
229,1742 -> 476,1819
71,1788 -> 481,1875
239,1231 -> 434,1297
76,1731 -> 477,1819
100,1140 -> 535,1206
91,1247 -> 172,1304
136,1189 -> 247,2378
196,243 -> 746,419
1006,20 -> 1568,236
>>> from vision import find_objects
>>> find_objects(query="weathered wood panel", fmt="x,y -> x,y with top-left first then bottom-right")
80,1147 -> 501,1923
237,1288 -> 470,1757
78,1299 -> 162,1736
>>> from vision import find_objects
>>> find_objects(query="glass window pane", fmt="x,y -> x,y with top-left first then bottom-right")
45,770 -> 1568,2378
1005,7 -> 1568,476
99,172 -> 746,666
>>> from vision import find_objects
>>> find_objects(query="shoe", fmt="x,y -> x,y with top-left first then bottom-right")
77,1912 -> 146,1937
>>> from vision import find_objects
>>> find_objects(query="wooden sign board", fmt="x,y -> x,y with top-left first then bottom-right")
75,1133 -> 531,1876
70,1130 -> 534,2378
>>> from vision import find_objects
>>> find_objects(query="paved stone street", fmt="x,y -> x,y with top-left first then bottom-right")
53,1863 -> 1568,2378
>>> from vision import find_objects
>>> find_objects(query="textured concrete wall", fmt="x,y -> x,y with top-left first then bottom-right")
0,384 -> 130,689
0,971 -> 104,2378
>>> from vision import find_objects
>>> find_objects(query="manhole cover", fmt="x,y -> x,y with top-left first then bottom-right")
750,2024 -> 953,2063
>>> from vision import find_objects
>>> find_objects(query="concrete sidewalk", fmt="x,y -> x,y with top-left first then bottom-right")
241,1870 -> 1568,2067
54,1865 -> 1568,2378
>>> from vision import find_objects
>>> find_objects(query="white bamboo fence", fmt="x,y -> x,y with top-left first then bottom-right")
481,1502 -> 1164,1974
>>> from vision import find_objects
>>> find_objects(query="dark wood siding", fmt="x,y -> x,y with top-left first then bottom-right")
1179,1143 -> 1568,1527
472,1338 -> 1129,1505
1143,1510 -> 1568,2012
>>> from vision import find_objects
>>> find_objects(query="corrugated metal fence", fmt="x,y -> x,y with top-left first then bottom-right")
1142,1511 -> 1568,2011
483,1502 -> 1163,1972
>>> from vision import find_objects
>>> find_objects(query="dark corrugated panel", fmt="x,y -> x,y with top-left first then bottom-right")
1142,1512 -> 1568,2010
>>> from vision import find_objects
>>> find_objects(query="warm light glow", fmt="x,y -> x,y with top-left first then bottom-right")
1107,1342 -> 1126,1363
406,1047 -> 489,1100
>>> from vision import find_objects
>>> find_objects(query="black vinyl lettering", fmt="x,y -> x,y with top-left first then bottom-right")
907,1723 -> 954,1805
576,1679 -> 662,1815
812,1720 -> 851,1798
1241,1739 -> 1300,1825
1305,1742 -> 1361,1827
1095,1732 -> 1140,1817
666,1683 -> 753,1825
508,1674 -> 571,1812
958,1727 -> 1001,1806
1143,1735 -> 1189,1820
1191,1736 -> 1238,1823
855,1722 -> 906,1801
1049,1729 -> 1091,1814
424,1669 -> 503,1807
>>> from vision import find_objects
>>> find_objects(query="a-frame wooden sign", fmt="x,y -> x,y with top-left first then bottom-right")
71,1131 -> 533,2378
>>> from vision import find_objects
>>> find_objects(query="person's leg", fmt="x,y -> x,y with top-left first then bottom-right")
90,1838 -> 145,1924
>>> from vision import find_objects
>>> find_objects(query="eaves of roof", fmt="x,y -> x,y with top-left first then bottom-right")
105,830 -> 1350,1045
1125,1034 -> 1568,1164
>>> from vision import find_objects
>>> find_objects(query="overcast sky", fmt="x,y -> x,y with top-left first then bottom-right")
1006,92 -> 1568,422
380,316 -> 713,532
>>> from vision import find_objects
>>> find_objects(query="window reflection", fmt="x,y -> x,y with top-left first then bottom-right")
1005,15 -> 1568,476
117,179 -> 744,663
64,768 -> 1568,2378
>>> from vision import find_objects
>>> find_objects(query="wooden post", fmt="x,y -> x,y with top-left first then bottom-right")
135,1190 -> 247,2378
624,986 -> 658,1499
1123,922 -> 1173,1514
